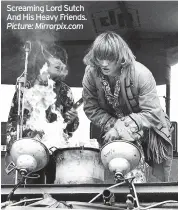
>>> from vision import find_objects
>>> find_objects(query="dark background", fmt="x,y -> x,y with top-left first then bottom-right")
1,1 -> 178,86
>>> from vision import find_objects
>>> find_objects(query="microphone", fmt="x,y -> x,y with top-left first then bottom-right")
24,41 -> 31,53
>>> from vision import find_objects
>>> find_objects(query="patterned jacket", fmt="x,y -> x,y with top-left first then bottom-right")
6,78 -> 79,153
82,61 -> 173,182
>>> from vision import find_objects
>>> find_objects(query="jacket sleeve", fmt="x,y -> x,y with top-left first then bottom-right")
63,87 -> 79,137
114,64 -> 167,140
130,67 -> 164,130
82,66 -> 117,132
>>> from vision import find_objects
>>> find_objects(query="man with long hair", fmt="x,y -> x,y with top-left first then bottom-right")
82,31 -> 173,182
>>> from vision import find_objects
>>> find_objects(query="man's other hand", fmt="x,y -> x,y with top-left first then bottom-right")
64,108 -> 78,124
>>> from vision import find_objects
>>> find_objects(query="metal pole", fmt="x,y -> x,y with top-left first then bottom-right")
166,84 -> 171,117
20,41 -> 31,133
16,81 -> 23,141
15,41 -> 31,184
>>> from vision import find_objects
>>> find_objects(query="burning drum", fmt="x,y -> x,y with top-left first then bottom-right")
54,147 -> 105,184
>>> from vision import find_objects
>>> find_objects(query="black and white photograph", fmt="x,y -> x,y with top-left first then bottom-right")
1,0 -> 178,209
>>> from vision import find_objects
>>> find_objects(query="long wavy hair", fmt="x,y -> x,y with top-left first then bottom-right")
25,41 -> 69,86
83,31 -> 135,69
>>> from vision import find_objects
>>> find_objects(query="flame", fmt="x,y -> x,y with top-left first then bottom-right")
23,63 -> 99,150
23,63 -> 68,150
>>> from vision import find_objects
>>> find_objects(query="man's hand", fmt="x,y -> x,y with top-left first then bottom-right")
114,119 -> 135,141
103,127 -> 119,144
64,108 -> 78,124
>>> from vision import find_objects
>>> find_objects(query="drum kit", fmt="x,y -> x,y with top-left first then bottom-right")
5,40 -> 142,209
6,136 -> 142,208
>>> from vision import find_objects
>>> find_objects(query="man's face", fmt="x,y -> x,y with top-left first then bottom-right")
47,57 -> 64,78
97,59 -> 121,76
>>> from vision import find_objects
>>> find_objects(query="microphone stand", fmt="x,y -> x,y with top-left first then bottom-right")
15,41 -> 31,183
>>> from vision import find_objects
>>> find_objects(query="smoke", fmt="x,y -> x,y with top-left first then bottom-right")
1,1 -> 64,84
1,1 -> 89,84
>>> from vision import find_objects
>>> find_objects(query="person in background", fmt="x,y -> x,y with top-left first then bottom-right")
6,42 -> 79,183
82,31 -> 173,182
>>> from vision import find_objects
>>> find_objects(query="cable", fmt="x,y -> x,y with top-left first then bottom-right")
131,181 -> 140,208
88,175 -> 136,204
23,173 -> 40,179
9,198 -> 43,206
7,176 -> 25,201
88,181 -> 126,203
135,200 -> 178,210
7,171 -> 40,201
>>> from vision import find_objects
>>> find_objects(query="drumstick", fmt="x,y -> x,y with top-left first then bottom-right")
63,98 -> 83,123
73,98 -> 83,110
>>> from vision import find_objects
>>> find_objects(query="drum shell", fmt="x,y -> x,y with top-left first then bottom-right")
55,147 -> 105,184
